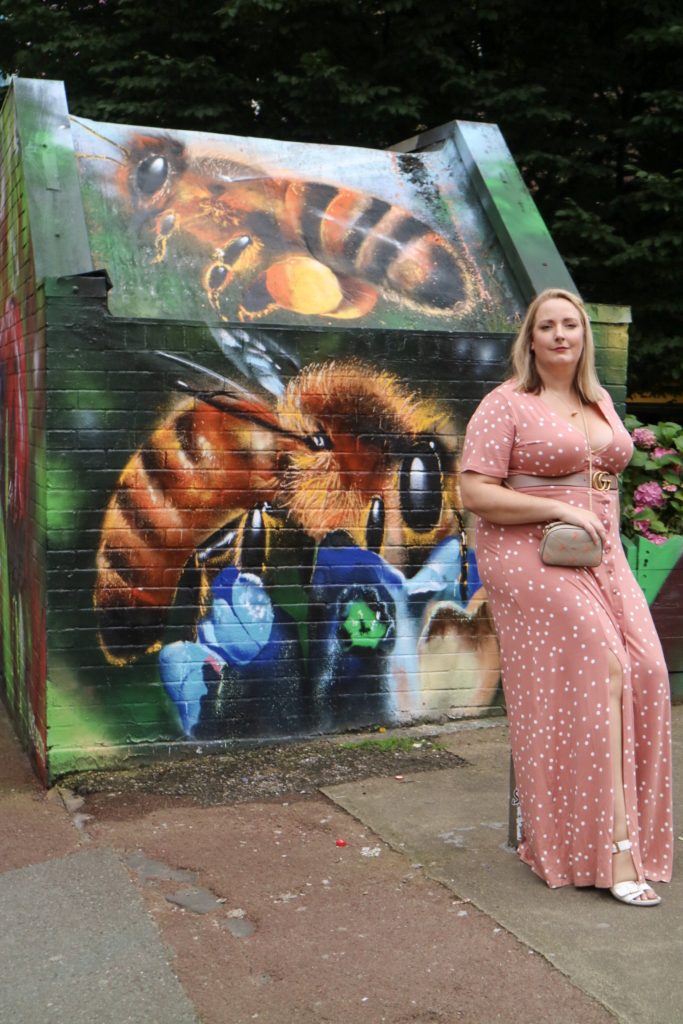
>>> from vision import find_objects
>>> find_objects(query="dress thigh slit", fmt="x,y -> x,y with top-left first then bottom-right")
479,540 -> 642,888
603,644 -> 648,887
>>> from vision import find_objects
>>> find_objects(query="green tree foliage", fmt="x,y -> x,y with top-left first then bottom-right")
0,0 -> 681,393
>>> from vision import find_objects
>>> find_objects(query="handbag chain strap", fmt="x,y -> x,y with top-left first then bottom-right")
578,402 -> 593,513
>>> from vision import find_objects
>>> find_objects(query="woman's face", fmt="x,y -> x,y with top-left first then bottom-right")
531,297 -> 585,378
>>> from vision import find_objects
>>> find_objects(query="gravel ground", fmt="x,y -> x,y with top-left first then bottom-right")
64,736 -> 467,805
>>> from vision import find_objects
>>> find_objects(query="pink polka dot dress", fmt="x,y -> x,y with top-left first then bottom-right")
461,380 -> 673,889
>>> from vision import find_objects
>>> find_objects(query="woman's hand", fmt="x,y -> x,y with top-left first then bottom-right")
551,504 -> 607,546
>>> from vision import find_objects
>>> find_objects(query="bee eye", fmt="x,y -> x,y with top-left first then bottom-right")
136,155 -> 169,196
399,443 -> 443,532
310,432 -> 332,451
208,264 -> 229,292
223,235 -> 253,261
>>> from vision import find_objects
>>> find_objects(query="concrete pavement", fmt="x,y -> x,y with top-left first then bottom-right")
0,848 -> 199,1023
324,713 -> 683,1024
2,701 -> 680,1022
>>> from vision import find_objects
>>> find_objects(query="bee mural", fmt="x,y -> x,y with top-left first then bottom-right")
73,122 -> 481,325
94,354 -> 465,681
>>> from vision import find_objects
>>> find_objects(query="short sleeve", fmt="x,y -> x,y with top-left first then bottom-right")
460,388 -> 516,479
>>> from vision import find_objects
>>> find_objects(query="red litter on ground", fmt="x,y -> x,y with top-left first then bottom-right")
335,839 -> 347,847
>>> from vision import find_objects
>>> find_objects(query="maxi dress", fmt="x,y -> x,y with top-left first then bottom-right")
461,380 -> 673,889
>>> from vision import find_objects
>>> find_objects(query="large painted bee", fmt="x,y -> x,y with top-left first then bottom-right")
74,122 -> 479,323
94,354 -> 464,666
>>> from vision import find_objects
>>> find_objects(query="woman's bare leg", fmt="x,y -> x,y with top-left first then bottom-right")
608,650 -> 657,900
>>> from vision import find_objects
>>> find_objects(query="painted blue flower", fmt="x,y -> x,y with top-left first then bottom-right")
199,568 -> 274,665
159,567 -> 275,735
158,641 -> 211,735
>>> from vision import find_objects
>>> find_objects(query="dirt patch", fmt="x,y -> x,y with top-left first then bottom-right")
65,736 -> 467,806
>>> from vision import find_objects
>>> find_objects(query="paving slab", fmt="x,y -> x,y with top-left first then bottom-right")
323,709 -> 683,1024
0,847 -> 199,1024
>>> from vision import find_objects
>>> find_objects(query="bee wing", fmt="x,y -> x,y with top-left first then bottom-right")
152,349 -> 259,398
210,327 -> 300,397
152,350 -> 286,432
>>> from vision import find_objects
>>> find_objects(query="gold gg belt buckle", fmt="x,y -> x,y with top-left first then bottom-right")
592,470 -> 612,491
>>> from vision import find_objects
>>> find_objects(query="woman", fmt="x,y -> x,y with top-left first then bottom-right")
460,288 -> 673,906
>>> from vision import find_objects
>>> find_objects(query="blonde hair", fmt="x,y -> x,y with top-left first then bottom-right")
510,288 -> 603,402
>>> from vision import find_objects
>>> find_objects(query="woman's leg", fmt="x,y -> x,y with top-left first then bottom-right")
608,650 -> 657,901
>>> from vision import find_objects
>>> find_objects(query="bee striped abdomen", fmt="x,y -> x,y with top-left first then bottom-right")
335,198 -> 391,261
353,207 -> 411,279
95,401 -> 279,663
116,481 -> 168,539
286,182 -> 470,314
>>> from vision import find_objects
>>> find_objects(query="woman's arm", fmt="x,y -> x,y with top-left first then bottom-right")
460,471 -> 607,545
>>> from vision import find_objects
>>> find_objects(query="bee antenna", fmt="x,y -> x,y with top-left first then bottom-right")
153,350 -> 331,450
69,117 -> 131,159
74,153 -> 127,168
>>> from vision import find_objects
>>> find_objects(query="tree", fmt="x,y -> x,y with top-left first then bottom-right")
1,0 -> 681,394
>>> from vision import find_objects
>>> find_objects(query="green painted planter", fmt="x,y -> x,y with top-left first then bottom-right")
622,534 -> 683,605
622,533 -> 683,699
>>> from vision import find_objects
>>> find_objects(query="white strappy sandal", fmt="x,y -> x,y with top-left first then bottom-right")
610,839 -> 661,907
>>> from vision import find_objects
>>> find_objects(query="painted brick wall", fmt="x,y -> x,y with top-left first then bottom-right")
0,90 -> 48,780
44,284 -> 520,774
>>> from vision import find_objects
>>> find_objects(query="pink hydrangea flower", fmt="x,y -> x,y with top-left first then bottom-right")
663,483 -> 678,492
652,446 -> 675,458
633,481 -> 666,508
632,427 -> 657,449
633,519 -> 667,544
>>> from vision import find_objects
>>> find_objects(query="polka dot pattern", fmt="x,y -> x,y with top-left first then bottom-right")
461,381 -> 674,889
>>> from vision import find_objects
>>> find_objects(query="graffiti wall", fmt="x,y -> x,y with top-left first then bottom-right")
35,113 -> 535,773
6,83 -> 659,777
45,288 -> 508,771
0,90 -> 48,778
